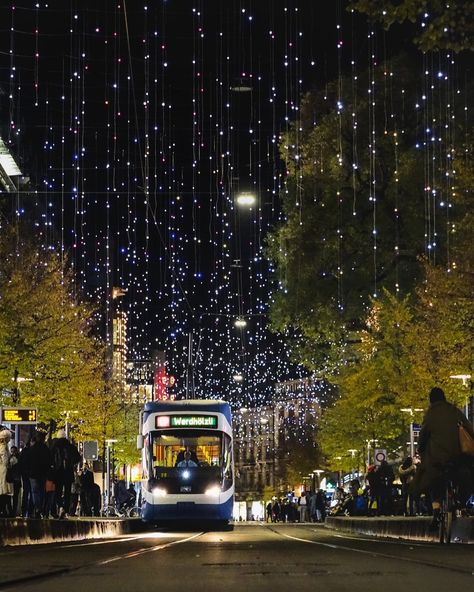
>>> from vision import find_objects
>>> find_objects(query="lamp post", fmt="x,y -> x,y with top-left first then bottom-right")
400,408 -> 423,457
62,410 -> 79,440
11,372 -> 34,447
313,469 -> 324,490
105,439 -> 118,507
347,449 -> 357,480
450,374 -> 472,423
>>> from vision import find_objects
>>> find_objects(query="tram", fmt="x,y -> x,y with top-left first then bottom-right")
137,399 -> 234,523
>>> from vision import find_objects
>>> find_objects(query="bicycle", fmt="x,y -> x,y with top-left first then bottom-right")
101,502 -> 142,518
438,465 -> 459,544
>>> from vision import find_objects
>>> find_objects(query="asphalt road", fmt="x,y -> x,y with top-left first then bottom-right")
0,523 -> 473,591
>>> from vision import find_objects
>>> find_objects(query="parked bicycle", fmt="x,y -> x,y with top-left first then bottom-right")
101,496 -> 142,518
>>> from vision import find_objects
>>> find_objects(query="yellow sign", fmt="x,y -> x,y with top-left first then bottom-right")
1,408 -> 38,424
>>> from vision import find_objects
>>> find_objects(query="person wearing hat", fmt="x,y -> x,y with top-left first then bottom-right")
412,386 -> 474,528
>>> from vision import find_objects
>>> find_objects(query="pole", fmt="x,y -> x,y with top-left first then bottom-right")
409,423 -> 415,458
185,331 -> 194,399
13,369 -> 20,448
106,444 -> 111,506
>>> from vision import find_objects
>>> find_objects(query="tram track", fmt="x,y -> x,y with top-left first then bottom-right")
268,525 -> 474,576
0,531 -> 205,590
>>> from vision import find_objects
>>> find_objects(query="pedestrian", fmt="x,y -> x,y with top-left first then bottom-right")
18,440 -> 32,517
272,498 -> 281,522
21,431 -> 52,518
376,460 -> 394,515
398,456 -> 417,516
80,463 -> 95,516
266,500 -> 273,522
7,445 -> 22,516
298,492 -> 308,522
315,489 -> 327,522
309,490 -> 317,522
0,428 -> 13,517
366,465 -> 378,515
50,429 -> 81,519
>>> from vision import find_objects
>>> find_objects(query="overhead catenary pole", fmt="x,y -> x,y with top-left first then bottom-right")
185,331 -> 194,400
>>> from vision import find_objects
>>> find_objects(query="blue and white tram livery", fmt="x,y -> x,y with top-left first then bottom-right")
138,399 -> 234,523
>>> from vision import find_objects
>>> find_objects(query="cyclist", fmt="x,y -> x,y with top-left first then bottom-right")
413,386 -> 474,528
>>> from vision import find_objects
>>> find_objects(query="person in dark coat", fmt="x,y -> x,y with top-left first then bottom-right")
80,463 -> 95,516
50,429 -> 81,518
412,386 -> 474,527
21,431 -> 52,518
376,460 -> 394,515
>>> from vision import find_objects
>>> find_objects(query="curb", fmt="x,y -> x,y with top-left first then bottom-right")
325,516 -> 474,543
0,517 -> 144,547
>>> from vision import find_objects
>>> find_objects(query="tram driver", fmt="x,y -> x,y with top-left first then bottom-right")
176,449 -> 198,468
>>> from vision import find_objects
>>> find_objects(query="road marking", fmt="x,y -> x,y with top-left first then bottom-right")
99,532 -> 204,564
276,530 -> 474,576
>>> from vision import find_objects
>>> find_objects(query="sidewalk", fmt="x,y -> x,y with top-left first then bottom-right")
325,515 -> 474,543
0,517 -> 143,547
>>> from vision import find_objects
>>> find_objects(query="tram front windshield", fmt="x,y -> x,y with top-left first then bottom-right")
151,430 -> 231,474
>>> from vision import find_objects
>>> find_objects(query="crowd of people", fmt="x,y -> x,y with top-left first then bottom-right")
0,428 -> 101,519
265,489 -> 327,523
264,387 -> 474,526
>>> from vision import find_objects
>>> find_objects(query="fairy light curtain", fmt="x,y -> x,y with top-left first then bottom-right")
1,1 -> 470,415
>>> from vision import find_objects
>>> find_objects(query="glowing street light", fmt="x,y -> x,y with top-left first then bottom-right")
235,191 -> 256,207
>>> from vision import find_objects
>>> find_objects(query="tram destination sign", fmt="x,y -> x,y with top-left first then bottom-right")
156,414 -> 218,429
1,407 -> 38,425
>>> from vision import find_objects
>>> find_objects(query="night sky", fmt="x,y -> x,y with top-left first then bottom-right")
0,1 -> 419,405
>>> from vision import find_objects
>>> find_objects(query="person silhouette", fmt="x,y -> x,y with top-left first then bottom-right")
177,450 -> 198,467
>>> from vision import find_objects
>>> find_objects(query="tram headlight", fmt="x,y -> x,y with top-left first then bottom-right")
205,485 -> 221,497
152,487 -> 167,497
181,470 -> 190,480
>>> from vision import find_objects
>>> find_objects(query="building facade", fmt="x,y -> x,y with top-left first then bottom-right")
234,378 -> 323,501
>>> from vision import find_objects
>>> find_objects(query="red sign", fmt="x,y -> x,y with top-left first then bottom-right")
153,368 -> 176,401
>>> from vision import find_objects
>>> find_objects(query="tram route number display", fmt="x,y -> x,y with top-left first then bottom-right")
155,414 -> 218,429
1,407 -> 38,424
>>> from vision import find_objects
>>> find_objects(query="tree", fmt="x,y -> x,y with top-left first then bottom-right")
0,225 -> 103,425
350,0 -> 474,52
266,56 -> 429,373
318,291 -> 417,468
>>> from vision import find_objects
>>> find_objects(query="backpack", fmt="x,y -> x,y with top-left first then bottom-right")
354,494 -> 367,515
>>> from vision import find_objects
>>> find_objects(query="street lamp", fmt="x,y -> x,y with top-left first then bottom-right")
235,191 -> 256,207
347,449 -> 357,480
450,374 -> 472,421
